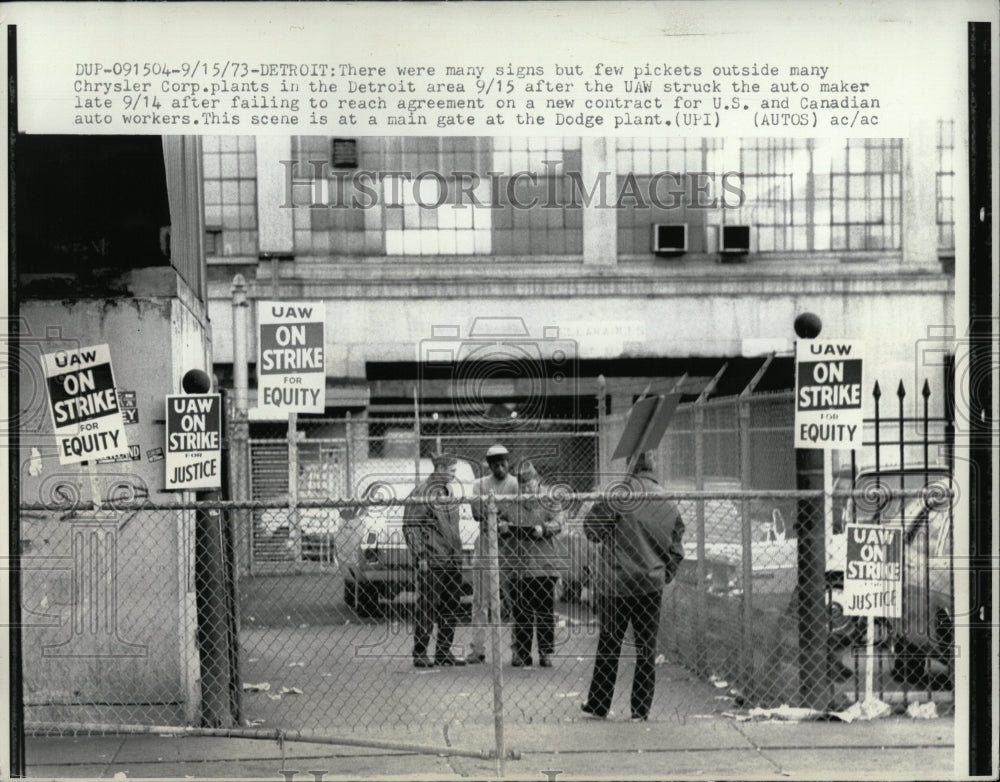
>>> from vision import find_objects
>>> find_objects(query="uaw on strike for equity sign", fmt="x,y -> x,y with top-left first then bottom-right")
43,344 -> 132,465
795,339 -> 864,449
258,301 -> 325,414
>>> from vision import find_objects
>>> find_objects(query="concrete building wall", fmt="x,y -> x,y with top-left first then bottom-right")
19,268 -> 210,724
204,131 -> 955,416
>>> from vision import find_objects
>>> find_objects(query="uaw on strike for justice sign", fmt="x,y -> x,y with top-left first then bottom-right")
795,339 -> 864,449
42,344 -> 131,465
257,302 -> 325,414
165,394 -> 222,490
843,523 -> 903,618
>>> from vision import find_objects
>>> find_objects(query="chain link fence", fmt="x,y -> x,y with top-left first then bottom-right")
19,381 -> 954,757
238,415 -> 598,574
20,488 -> 953,737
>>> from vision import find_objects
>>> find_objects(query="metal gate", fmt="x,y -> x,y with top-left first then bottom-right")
247,431 -> 348,567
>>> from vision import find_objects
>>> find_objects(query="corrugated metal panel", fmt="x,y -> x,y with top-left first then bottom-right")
250,440 -> 289,500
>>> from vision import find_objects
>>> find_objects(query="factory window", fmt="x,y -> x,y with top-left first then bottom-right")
615,137 -> 903,255
616,138 -> 725,255
202,136 -> 258,258
730,139 -> 811,252
936,119 -> 955,253
490,137 -> 583,257
382,137 -> 493,256
289,136 -> 375,256
827,138 -> 903,251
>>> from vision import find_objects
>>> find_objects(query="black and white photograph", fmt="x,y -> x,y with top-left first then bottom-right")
3,2 -> 996,780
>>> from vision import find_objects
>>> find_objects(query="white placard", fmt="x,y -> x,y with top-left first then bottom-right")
165,394 -> 222,490
42,343 -> 131,465
794,339 -> 864,449
257,301 -> 326,414
843,523 -> 903,618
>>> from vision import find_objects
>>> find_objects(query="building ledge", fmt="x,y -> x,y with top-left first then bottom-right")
20,266 -> 211,329
205,254 -> 954,300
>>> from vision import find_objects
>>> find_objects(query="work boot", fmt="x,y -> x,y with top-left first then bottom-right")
580,703 -> 608,719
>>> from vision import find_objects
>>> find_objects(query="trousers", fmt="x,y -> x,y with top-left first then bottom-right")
413,567 -> 463,659
585,590 -> 663,719
509,575 -> 557,661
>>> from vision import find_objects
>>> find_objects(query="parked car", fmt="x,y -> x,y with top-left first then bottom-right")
692,466 -> 953,683
257,460 -> 347,563
258,502 -> 341,563
342,461 -> 596,615
342,459 -> 479,616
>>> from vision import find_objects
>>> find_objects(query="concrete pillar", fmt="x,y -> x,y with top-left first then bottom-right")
902,118 -> 939,268
255,136 -> 294,255
581,137 -> 617,266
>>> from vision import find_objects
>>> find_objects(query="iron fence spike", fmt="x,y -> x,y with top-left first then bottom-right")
897,379 -> 906,398
872,381 -> 882,399
922,379 -> 932,398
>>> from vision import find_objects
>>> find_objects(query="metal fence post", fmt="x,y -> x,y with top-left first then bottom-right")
288,412 -> 301,562
195,505 -> 237,728
597,375 -> 607,476
897,380 -> 909,707
738,398 -> 754,699
793,318 -> 829,710
230,274 -> 252,575
486,494 -> 506,776
872,381 -> 884,700
412,387 -> 423,479
344,411 -> 353,498
693,404 -> 707,676
922,380 -> 934,703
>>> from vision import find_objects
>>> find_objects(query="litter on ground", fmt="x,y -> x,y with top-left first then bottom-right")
906,701 -> 938,720
831,699 -> 892,723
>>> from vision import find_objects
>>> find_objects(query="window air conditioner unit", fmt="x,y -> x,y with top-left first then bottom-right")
719,224 -> 751,258
331,138 -> 359,168
651,223 -> 688,256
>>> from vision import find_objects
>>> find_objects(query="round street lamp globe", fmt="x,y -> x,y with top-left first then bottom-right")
794,312 -> 823,339
182,368 -> 213,394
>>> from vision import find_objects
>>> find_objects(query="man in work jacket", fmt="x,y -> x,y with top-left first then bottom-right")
581,452 -> 685,721
402,453 -> 468,668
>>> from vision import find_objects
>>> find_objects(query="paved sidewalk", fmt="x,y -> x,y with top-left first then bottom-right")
27,715 -> 954,780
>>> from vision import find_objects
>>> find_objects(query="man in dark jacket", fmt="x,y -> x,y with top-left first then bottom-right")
402,454 -> 467,668
581,452 -> 685,721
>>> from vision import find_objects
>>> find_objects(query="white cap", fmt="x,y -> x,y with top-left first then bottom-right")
485,444 -> 509,459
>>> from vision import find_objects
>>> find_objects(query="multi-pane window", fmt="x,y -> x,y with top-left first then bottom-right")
730,139 -> 811,252
490,137 -> 583,256
827,138 -> 903,251
615,138 -> 726,255
289,136 -> 378,256
936,119 -> 955,252
615,137 -> 903,255
382,137 -> 492,256
202,136 -> 258,257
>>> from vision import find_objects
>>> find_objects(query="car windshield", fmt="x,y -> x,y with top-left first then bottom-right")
849,471 -> 952,547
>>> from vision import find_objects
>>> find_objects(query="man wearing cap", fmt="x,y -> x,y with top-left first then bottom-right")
402,453 -> 467,668
580,452 -> 685,721
466,444 -> 519,664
